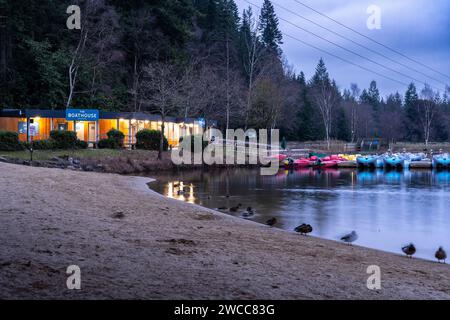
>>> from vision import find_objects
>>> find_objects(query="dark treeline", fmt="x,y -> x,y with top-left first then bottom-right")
1,0 -> 449,144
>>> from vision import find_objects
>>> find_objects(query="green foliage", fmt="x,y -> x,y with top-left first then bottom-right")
24,39 -> 68,109
297,88 -> 323,141
136,129 -> 168,151
107,129 -> 125,145
335,108 -> 351,142
311,58 -> 330,85
259,0 -> 283,54
76,140 -> 88,149
98,138 -> 117,149
31,139 -> 54,150
0,131 -> 22,151
97,129 -> 125,149
49,130 -> 78,149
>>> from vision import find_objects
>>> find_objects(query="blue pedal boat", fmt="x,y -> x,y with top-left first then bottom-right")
433,154 -> 450,169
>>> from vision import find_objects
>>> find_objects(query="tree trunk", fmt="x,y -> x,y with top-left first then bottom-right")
225,37 -> 230,131
158,116 -> 165,160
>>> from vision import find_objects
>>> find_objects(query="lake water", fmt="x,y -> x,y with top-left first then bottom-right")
149,168 -> 450,261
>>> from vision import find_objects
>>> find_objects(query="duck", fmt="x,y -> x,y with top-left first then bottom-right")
229,204 -> 242,212
241,207 -> 255,218
401,243 -> 416,258
435,247 -> 447,263
341,231 -> 358,245
266,217 -> 277,227
295,224 -> 313,235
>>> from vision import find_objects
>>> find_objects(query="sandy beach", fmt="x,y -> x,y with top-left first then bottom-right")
0,162 -> 449,299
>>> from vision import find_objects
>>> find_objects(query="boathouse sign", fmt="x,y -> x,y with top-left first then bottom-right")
66,109 -> 99,121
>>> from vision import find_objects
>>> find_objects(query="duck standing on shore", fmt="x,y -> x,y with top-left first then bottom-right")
242,207 -> 255,218
402,243 -> 416,258
266,217 -> 277,227
229,204 -> 242,212
341,231 -> 358,245
295,224 -> 313,235
435,247 -> 447,263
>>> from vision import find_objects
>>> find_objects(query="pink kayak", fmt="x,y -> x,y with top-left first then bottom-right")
293,158 -> 314,168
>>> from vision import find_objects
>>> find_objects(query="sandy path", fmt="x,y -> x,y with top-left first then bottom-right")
0,162 -> 449,299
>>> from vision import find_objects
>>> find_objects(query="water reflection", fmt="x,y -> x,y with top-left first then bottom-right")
150,168 -> 449,260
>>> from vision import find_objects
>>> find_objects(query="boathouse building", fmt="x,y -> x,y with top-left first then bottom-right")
0,109 -> 209,147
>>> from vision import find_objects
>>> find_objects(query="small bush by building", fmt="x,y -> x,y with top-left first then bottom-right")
98,138 -> 118,149
50,130 -> 78,149
98,129 -> 125,149
0,131 -> 22,151
107,129 -> 125,146
136,129 -> 168,151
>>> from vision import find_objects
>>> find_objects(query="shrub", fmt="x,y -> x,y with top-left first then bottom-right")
98,138 -> 119,149
97,129 -> 125,149
0,131 -> 22,151
31,139 -> 54,150
106,129 -> 124,147
50,130 -> 78,149
76,140 -> 88,149
21,141 -> 31,150
136,129 -> 168,151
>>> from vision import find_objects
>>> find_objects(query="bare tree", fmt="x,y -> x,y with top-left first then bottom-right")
248,77 -> 282,130
66,3 -> 89,109
86,5 -> 122,102
349,83 -> 360,142
310,80 -> 340,149
418,83 -> 439,146
241,7 -> 264,129
141,62 -> 181,159
66,0 -> 119,108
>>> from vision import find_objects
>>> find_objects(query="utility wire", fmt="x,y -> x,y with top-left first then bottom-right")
271,0 -> 448,88
281,31 -> 410,87
243,0 -> 445,92
292,0 -> 450,81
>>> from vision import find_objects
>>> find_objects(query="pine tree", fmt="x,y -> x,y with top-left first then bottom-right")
360,80 -> 380,108
336,107 -> 351,141
297,88 -> 318,141
311,58 -> 329,85
258,0 -> 283,54
404,82 -> 421,141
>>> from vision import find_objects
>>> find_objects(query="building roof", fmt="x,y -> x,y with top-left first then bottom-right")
0,109 -> 212,125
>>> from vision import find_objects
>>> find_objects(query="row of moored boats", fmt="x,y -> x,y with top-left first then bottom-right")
275,153 -> 450,170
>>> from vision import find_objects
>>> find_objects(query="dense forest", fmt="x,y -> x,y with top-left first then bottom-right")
1,0 -> 449,144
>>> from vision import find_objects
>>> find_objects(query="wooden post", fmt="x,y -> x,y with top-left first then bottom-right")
128,119 -> 132,149
95,120 -> 99,144
26,117 -> 30,143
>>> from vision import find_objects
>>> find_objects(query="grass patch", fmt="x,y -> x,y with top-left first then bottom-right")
0,149 -> 123,161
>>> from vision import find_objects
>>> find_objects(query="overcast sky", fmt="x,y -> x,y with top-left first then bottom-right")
235,0 -> 450,98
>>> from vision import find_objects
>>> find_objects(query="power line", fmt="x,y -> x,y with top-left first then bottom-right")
271,0 -> 448,88
243,0 -> 441,91
281,31 -> 410,87
292,0 -> 450,81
